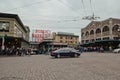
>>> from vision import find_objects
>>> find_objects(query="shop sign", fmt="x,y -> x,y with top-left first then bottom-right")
32,29 -> 51,42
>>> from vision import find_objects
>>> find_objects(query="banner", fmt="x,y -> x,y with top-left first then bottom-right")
32,29 -> 51,42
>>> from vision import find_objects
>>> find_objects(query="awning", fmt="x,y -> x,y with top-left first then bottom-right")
81,39 -> 120,47
95,39 -> 120,43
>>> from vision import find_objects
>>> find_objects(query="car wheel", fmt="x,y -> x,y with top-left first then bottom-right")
57,54 -> 60,58
74,54 -> 78,57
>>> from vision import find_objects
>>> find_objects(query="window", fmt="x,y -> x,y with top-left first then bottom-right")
113,37 -> 119,40
85,31 -> 89,36
96,28 -> 101,34
0,21 -> 10,32
81,32 -> 84,37
112,25 -> 119,31
96,38 -> 101,40
102,26 -> 109,32
60,40 -> 63,43
90,30 -> 94,35
103,37 -> 109,40
60,36 -> 63,39
82,40 -> 84,43
91,39 -> 94,42
86,40 -> 89,43
66,36 -> 67,39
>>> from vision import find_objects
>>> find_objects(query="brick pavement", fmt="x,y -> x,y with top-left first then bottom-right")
0,53 -> 120,80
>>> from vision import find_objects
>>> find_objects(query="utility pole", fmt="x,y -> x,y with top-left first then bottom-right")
82,13 -> 100,21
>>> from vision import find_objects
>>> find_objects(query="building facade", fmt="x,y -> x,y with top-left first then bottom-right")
52,32 -> 79,47
81,18 -> 120,50
0,13 -> 30,49
30,32 -> 79,54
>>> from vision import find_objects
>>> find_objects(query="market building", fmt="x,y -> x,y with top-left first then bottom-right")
0,13 -> 30,49
81,18 -> 120,51
52,32 -> 79,48
39,32 -> 79,54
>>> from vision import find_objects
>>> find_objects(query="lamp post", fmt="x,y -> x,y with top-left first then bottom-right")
118,27 -> 120,47
2,24 -> 6,50
118,27 -> 120,40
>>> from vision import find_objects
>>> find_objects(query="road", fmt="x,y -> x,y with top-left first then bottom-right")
0,53 -> 120,80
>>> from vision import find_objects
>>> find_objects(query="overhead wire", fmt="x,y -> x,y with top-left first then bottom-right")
82,0 -> 100,21
1,0 -> 83,23
90,0 -> 100,20
57,0 -> 83,16
90,0 -> 94,15
81,0 -> 87,15
2,0 -> 52,12
19,13 -> 82,23
57,0 -> 85,22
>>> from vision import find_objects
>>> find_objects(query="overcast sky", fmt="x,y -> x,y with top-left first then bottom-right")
0,0 -> 120,39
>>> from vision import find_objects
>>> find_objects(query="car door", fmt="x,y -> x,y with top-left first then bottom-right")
64,49 -> 71,56
69,49 -> 74,56
60,49 -> 69,56
59,49 -> 65,56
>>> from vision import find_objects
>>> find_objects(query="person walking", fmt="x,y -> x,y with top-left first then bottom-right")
28,48 -> 31,56
79,46 -> 83,53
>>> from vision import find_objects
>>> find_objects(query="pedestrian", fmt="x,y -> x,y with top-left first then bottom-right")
100,47 -> 104,53
79,46 -> 83,53
28,48 -> 31,56
109,46 -> 112,52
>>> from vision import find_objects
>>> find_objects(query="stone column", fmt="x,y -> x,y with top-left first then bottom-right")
109,19 -> 113,39
93,24 -> 96,41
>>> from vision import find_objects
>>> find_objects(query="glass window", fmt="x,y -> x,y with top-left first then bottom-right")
60,40 -> 62,43
103,37 -> 109,40
60,36 -> 63,39
0,21 -> 10,32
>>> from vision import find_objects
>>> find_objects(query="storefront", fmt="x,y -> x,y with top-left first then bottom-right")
0,36 -> 29,48
81,40 -> 120,51
0,13 -> 30,52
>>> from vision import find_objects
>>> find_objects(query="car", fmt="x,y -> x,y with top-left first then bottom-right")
50,47 -> 81,58
113,48 -> 120,53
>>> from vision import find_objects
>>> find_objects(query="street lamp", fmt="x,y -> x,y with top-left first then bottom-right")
2,24 -> 6,50
118,26 -> 120,40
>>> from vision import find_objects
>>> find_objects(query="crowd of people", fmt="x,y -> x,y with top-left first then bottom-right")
0,45 -> 114,56
76,46 -> 114,53
0,47 -> 31,56
79,46 -> 104,52
38,46 -> 107,54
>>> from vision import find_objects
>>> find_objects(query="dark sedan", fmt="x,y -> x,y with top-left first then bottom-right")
50,47 -> 81,58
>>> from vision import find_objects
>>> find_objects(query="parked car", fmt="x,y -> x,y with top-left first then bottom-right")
50,47 -> 81,58
113,48 -> 120,53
